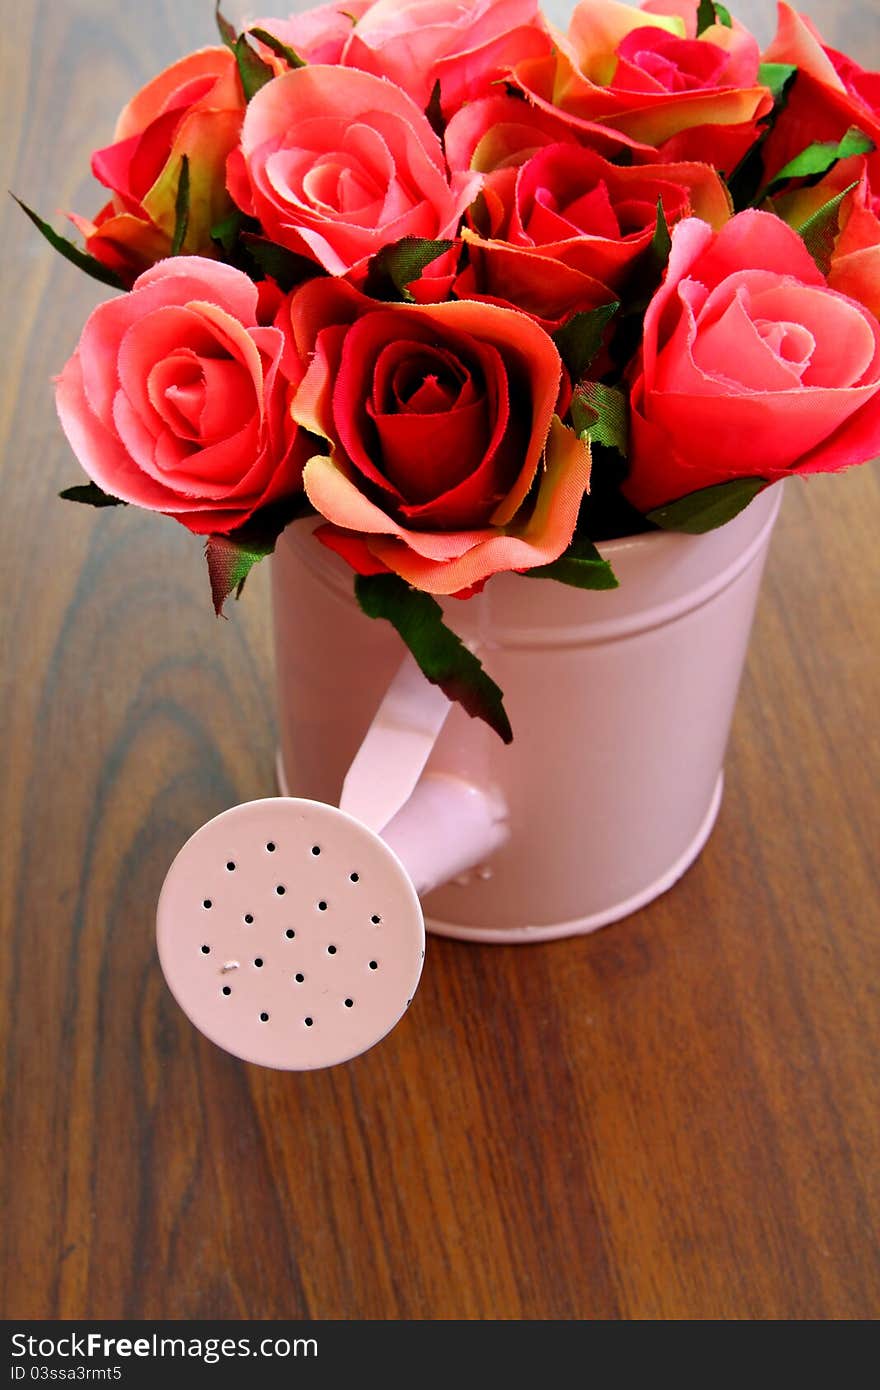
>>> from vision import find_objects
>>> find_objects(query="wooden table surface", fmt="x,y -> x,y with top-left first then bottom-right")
1,0 -> 878,1321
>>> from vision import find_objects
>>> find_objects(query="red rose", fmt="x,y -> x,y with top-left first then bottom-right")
623,212 -> 880,512
761,3 -> 880,186
511,0 -> 772,171
228,65 -> 479,278
55,258 -> 307,534
69,49 -> 244,287
454,141 -> 731,328
279,279 -> 590,594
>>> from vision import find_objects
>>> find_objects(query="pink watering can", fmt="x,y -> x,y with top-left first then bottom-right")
157,484 -> 781,1071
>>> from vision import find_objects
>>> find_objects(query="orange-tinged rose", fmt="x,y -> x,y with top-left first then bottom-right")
69,49 -> 244,287
511,0 -> 773,172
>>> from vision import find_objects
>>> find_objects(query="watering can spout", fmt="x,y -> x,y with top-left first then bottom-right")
156,654 -> 509,1070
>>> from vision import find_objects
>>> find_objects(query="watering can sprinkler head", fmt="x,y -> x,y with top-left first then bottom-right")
156,655 -> 508,1070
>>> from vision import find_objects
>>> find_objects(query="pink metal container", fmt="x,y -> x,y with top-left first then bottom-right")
271,484 -> 782,943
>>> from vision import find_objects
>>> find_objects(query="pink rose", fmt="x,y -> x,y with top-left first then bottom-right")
455,142 -> 731,329
340,0 -> 553,113
279,278 -> 590,595
55,258 -> 307,534
227,65 -> 479,277
623,212 -> 880,512
69,49 -> 244,287
252,3 -> 375,66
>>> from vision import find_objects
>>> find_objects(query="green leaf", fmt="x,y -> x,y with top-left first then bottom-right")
525,534 -> 619,591
217,6 -> 276,103
170,154 -> 189,256
727,67 -> 799,210
354,574 -> 513,744
646,478 -> 768,534
761,126 -> 874,198
757,61 -> 797,101
650,195 -> 672,269
571,383 -> 628,457
243,234 -> 321,291
211,208 -> 245,253
249,26 -> 306,68
215,1 -> 237,48
696,0 -> 731,33
362,236 -> 454,302
553,302 -> 619,383
233,34 -> 275,100
59,482 -> 126,507
205,495 -> 313,615
795,180 -> 858,275
12,195 -> 125,290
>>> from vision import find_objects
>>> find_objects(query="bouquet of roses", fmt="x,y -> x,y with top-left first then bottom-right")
21,0 -> 880,742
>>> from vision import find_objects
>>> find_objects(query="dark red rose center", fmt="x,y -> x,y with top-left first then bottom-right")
332,313 -> 526,529
369,340 -> 490,503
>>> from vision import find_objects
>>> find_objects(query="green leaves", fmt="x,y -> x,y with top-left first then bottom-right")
760,126 -> 874,199
354,574 -> 513,744
249,27 -> 306,69
649,196 -> 672,271
362,236 -> 454,301
553,302 -> 619,383
233,36 -> 276,99
12,195 -> 125,290
696,0 -> 731,33
170,154 -> 189,256
243,235 -> 322,290
59,482 -> 126,507
646,478 -> 768,533
211,208 -> 246,254
757,61 -> 797,102
571,383 -> 628,457
216,4 -> 276,100
615,199 -> 672,326
525,534 -> 619,591
214,1 -> 237,46
205,496 -> 314,615
795,180 -> 859,275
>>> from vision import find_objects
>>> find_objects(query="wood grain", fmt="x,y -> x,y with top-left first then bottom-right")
1,0 -> 878,1321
